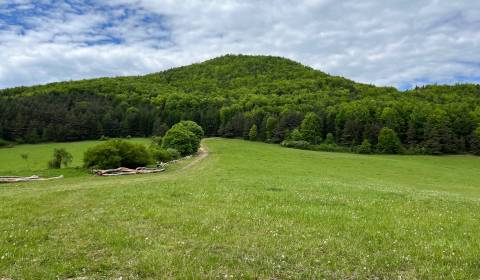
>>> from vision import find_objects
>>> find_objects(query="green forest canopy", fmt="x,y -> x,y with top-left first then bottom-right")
1,54 -> 480,155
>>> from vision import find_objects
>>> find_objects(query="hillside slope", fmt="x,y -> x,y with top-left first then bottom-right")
1,55 -> 480,154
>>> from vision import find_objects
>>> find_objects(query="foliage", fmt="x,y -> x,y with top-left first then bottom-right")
149,146 -> 172,162
355,139 -> 373,154
377,128 -> 402,154
280,140 -> 311,150
313,143 -> 351,153
287,128 -> 304,141
172,120 -> 204,140
1,55 -> 480,155
48,148 -> 73,169
151,136 -> 163,146
248,124 -> 258,141
324,133 -> 335,145
0,138 -> 12,148
162,126 -> 200,156
83,140 -> 151,169
299,112 -> 322,144
167,148 -> 181,160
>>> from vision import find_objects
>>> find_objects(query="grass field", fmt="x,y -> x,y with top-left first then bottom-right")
1,138 -> 480,279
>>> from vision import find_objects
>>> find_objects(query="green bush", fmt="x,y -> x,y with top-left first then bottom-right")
162,125 -> 200,156
172,120 -> 204,140
280,140 -> 311,150
355,139 -> 372,154
48,148 -> 73,169
0,138 -> 13,148
150,146 -> 172,162
248,124 -> 258,141
151,136 -> 163,146
313,143 -> 351,153
287,129 -> 304,141
377,128 -> 403,154
167,148 -> 181,160
405,145 -> 428,155
324,133 -> 335,145
84,140 -> 151,169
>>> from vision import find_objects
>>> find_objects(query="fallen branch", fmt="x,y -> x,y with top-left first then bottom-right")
0,175 -> 64,184
93,167 -> 165,176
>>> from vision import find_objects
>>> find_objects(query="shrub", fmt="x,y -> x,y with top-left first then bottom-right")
248,124 -> 258,141
377,127 -> 403,154
280,140 -> 311,150
172,120 -> 204,140
48,148 -> 73,169
84,140 -> 151,169
151,136 -> 163,146
405,145 -> 428,155
324,133 -> 335,145
150,146 -> 172,162
313,143 -> 351,153
287,128 -> 304,141
162,126 -> 200,156
167,148 -> 181,159
355,139 -> 372,154
0,138 -> 13,148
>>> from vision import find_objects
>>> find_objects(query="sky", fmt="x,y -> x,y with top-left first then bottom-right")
0,0 -> 479,90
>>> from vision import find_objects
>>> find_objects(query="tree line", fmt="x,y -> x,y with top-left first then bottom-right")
1,55 -> 480,155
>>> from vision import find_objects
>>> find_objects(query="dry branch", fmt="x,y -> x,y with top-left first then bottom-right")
0,175 -> 64,184
93,167 -> 165,176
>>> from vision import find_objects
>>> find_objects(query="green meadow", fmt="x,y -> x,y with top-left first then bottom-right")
1,138 -> 480,279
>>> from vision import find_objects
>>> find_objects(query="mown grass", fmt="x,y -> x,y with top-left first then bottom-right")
1,138 -> 480,279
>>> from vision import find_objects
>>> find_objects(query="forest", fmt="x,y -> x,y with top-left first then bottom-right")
1,54 -> 480,155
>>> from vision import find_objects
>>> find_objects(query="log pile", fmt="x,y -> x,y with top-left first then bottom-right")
93,167 -> 165,176
0,175 -> 64,184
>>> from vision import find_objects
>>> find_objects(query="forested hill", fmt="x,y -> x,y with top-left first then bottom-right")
1,54 -> 480,155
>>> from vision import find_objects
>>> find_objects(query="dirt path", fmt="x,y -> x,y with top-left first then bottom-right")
179,144 -> 209,171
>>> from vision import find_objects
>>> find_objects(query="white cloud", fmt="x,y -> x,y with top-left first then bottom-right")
0,0 -> 479,89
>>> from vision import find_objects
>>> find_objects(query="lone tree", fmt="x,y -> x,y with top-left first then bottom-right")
171,120 -> 204,140
48,148 -> 73,169
377,127 -> 402,154
162,121 -> 202,156
248,124 -> 258,141
299,112 -> 323,144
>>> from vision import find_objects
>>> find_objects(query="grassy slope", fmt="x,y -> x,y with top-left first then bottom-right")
1,139 -> 480,279
0,138 -> 150,177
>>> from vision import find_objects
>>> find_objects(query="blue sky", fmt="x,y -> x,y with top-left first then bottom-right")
0,0 -> 479,89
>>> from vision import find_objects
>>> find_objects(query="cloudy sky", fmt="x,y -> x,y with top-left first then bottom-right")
0,0 -> 479,89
